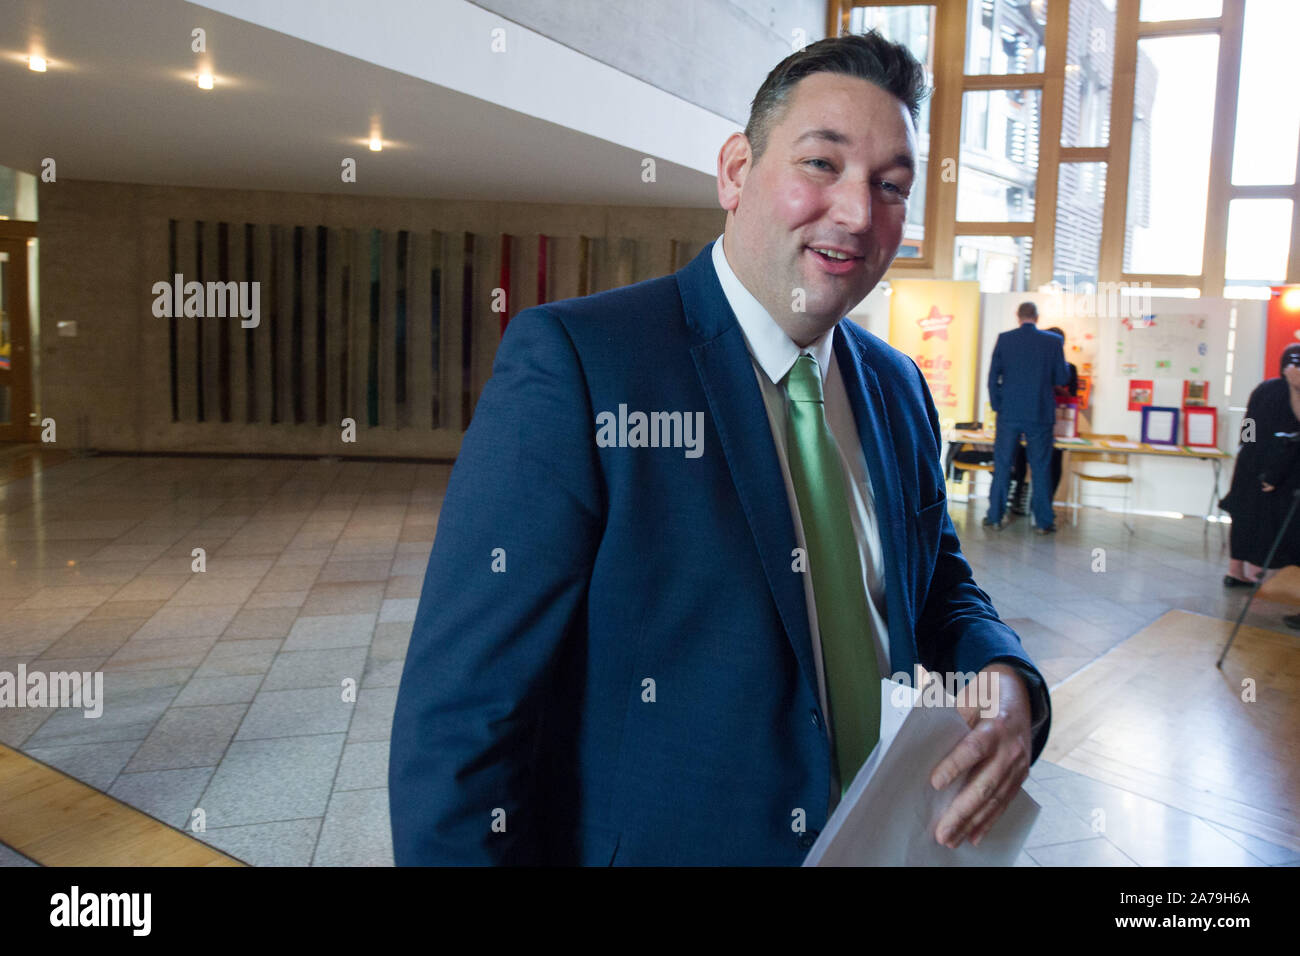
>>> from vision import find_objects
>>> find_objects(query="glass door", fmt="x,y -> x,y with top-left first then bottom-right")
0,238 -> 34,441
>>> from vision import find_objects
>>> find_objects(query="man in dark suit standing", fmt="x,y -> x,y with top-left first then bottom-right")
390,32 -> 1050,865
985,303 -> 1070,534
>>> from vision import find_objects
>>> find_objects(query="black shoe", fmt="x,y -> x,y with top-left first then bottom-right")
983,515 -> 1010,529
1223,575 -> 1256,589
1284,613 -> 1300,630
1033,525 -> 1056,535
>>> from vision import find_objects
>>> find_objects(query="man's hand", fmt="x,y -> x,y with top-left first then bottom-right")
928,663 -> 1032,849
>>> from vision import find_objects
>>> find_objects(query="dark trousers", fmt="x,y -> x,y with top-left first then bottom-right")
988,420 -> 1056,529
1011,444 -> 1065,501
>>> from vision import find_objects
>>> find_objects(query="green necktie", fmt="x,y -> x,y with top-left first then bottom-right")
783,354 -> 881,793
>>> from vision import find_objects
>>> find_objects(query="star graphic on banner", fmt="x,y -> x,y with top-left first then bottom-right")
918,305 -> 953,340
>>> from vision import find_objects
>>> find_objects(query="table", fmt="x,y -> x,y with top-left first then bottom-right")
946,430 -> 1233,531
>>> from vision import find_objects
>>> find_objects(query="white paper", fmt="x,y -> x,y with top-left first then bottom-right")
1145,409 -> 1176,443
802,679 -> 1040,867
1186,413 -> 1215,447
1101,440 -> 1140,449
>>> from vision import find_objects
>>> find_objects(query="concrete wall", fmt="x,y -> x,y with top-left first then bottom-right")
470,0 -> 827,123
37,179 -> 724,459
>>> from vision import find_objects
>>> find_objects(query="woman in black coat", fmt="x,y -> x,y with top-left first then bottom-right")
1220,343 -> 1300,586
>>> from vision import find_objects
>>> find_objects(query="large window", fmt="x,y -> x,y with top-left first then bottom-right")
1225,199 -> 1293,290
1062,0 -> 1115,148
955,235 -> 1033,292
1231,0 -> 1300,186
1140,0 -> 1222,20
828,0 -> 1300,292
1123,34 -> 1219,276
964,0 -> 1047,74
1055,162 -> 1107,286
958,89 -> 1041,222
848,4 -> 936,257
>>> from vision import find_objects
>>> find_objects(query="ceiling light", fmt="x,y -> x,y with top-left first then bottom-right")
28,54 -> 46,72
197,72 -> 213,90
369,136 -> 383,152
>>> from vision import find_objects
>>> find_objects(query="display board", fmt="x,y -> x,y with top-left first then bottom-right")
1114,314 -> 1212,380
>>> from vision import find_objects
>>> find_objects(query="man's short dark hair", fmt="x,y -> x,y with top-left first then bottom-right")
1046,325 -> 1066,340
744,31 -> 929,163
1017,302 -> 1039,320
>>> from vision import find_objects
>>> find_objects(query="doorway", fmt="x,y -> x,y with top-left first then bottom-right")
0,237 -> 36,442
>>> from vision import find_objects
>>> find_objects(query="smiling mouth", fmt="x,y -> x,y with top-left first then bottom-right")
808,246 -> 862,261
806,245 -> 866,274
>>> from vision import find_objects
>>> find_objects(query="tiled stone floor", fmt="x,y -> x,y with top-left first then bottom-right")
0,449 -> 1296,866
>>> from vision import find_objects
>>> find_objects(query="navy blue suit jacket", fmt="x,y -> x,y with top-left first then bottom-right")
987,324 -> 1070,425
389,243 -> 1050,866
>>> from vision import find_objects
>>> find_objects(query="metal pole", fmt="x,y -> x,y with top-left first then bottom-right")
1218,486 -> 1300,667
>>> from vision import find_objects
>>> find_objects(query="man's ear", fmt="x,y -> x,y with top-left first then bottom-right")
717,132 -> 752,213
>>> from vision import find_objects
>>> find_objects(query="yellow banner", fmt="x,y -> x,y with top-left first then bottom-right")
888,279 -> 980,431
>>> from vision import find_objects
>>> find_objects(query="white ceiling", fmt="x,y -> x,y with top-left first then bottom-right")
0,0 -> 724,206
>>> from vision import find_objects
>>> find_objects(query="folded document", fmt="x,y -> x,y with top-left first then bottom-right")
802,678 -> 1040,866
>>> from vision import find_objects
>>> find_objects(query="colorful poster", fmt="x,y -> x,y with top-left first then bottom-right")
1265,285 -> 1300,376
1075,373 -> 1092,411
1183,380 -> 1209,406
1128,379 -> 1153,411
1115,314 -> 1208,378
888,279 -> 980,431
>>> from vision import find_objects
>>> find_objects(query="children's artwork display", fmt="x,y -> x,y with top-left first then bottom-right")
1183,380 -> 1210,406
1128,379 -> 1153,411
1115,314 -> 1210,379
1141,406 -> 1180,446
1184,407 -> 1218,449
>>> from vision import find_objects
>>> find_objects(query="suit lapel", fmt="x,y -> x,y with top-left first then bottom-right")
832,325 -> 916,673
678,246 -> 820,702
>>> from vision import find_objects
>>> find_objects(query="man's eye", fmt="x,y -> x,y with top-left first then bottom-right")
878,180 -> 910,199
804,158 -> 834,171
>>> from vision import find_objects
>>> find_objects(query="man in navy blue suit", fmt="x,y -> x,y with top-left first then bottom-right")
390,31 -> 1050,865
984,303 -> 1070,534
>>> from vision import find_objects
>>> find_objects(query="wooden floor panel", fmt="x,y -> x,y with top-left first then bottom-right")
0,744 -> 243,866
1044,609 -> 1300,852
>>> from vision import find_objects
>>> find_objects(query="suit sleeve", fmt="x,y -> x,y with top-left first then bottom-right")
1052,339 -> 1070,387
911,361 -> 1052,762
987,338 -> 1003,414
389,306 -> 604,864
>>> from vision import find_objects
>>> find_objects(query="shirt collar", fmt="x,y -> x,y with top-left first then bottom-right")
711,234 -> 835,387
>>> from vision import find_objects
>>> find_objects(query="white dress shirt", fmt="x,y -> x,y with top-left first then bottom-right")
710,235 -> 891,801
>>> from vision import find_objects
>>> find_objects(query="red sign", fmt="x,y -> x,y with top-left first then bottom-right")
1264,285 -> 1300,378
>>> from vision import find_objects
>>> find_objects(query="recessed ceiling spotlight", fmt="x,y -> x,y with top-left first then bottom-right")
369,136 -> 383,152
197,71 -> 214,90
29,54 -> 47,72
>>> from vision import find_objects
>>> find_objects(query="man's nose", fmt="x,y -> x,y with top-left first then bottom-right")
830,178 -> 872,234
